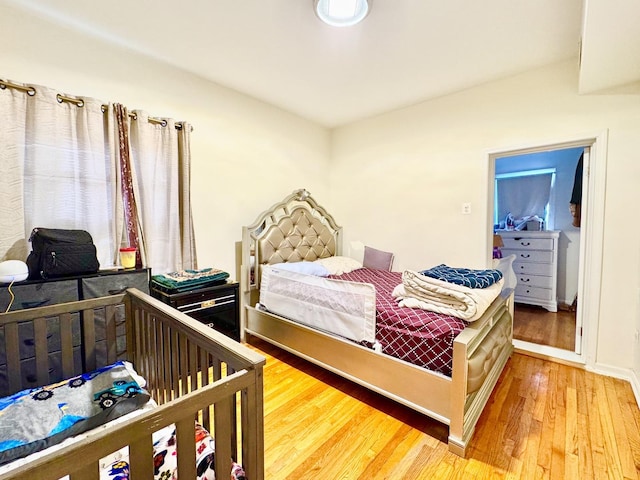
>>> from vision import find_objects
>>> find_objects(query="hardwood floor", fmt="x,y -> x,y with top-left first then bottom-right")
513,303 -> 577,351
249,338 -> 640,479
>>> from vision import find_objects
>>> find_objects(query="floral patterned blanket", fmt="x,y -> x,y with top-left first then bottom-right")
103,422 -> 246,480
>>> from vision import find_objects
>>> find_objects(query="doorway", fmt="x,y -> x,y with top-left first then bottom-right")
488,134 -> 607,365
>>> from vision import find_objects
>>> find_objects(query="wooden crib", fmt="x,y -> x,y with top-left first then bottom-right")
0,288 -> 265,480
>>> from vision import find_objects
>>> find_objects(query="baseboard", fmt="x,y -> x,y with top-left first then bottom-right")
631,370 -> 640,409
514,341 -> 640,409
589,363 -> 640,409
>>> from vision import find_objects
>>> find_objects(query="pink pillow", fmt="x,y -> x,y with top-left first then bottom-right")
363,246 -> 394,271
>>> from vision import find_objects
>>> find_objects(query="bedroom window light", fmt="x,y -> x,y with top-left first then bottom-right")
314,0 -> 370,27
494,168 -> 556,230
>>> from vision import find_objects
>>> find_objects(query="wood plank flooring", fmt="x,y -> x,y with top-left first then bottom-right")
248,338 -> 640,479
512,303 -> 576,351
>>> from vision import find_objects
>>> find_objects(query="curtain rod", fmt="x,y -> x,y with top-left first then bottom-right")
1,79 -> 191,131
0,79 -> 36,96
100,105 -> 192,131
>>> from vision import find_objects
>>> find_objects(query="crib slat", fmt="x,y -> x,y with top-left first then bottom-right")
129,435 -> 154,479
179,334 -> 188,397
156,320 -> 166,404
214,395 -> 234,479
5,323 -> 20,394
243,378 -> 265,480
189,341 -> 197,394
176,417 -> 197,478
163,323 -> 172,400
105,304 -> 117,364
83,308 -> 96,372
171,329 -> 180,401
200,348 -> 211,429
34,317 -> 49,386
59,312 -> 74,379
154,318 -> 163,400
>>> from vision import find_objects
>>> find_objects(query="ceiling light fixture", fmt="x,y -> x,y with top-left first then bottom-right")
314,0 -> 370,27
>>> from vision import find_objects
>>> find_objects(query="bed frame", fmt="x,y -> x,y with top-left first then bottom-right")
0,288 -> 265,480
237,189 -> 514,457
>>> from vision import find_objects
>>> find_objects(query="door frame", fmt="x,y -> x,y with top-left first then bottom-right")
486,131 -> 608,367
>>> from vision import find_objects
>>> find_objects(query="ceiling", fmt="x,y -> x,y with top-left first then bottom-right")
6,0 -> 640,127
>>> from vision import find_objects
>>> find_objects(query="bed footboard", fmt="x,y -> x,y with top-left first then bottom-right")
0,288 -> 265,480
448,290 -> 514,457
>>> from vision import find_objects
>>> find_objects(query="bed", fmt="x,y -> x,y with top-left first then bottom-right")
237,189 -> 514,457
0,288 -> 265,479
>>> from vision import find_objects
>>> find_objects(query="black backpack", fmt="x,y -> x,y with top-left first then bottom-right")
26,228 -> 100,279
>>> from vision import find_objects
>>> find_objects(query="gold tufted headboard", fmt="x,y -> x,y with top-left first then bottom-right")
239,189 -> 342,295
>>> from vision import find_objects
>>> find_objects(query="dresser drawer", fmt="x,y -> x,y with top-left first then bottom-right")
503,249 -> 553,264
512,261 -> 554,276
515,274 -> 554,289
81,271 -> 150,298
515,284 -> 554,301
0,280 -> 78,312
152,283 -> 240,341
173,290 -> 236,314
502,237 -> 554,251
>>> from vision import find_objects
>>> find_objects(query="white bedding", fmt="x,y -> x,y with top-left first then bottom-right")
392,270 -> 504,322
259,266 -> 377,343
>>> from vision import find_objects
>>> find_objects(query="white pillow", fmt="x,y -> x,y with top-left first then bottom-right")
270,261 -> 330,277
314,256 -> 363,275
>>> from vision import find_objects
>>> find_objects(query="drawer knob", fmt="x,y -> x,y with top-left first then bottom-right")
520,241 -> 531,246
520,278 -> 530,283
520,254 -> 530,258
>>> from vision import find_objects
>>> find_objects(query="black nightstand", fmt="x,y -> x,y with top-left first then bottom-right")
151,281 -> 240,341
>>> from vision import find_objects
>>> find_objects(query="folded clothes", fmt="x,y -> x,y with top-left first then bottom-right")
419,264 -> 502,289
152,268 -> 229,292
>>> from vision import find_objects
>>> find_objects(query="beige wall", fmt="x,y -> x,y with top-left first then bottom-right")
1,4 -> 331,277
330,60 -> 640,372
4,4 -> 640,375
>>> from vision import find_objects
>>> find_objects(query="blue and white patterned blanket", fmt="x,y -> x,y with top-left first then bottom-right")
419,264 -> 503,289
0,361 -> 149,465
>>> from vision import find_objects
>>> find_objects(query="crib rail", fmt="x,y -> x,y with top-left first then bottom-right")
0,288 -> 265,480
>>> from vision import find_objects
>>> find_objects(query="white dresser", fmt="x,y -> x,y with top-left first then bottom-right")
499,230 -> 559,312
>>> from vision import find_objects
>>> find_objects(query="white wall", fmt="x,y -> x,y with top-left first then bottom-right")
1,4 -> 331,277
330,60 -> 640,372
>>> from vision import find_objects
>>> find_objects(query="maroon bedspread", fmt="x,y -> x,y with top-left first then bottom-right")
332,269 -> 467,377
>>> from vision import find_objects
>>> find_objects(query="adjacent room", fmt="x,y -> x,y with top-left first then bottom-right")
1,0 -> 640,478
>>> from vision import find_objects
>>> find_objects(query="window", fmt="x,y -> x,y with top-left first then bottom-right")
494,168 -> 556,230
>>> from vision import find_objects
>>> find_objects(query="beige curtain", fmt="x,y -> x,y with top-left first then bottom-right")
0,83 -> 28,261
178,122 -> 197,269
128,111 -> 197,274
1,78 -> 197,272
0,82 -> 117,266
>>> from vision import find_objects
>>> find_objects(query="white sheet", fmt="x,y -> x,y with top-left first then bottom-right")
260,266 -> 377,343
392,270 -> 504,322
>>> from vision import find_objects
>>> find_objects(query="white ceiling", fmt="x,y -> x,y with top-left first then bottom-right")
6,0 -> 640,127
